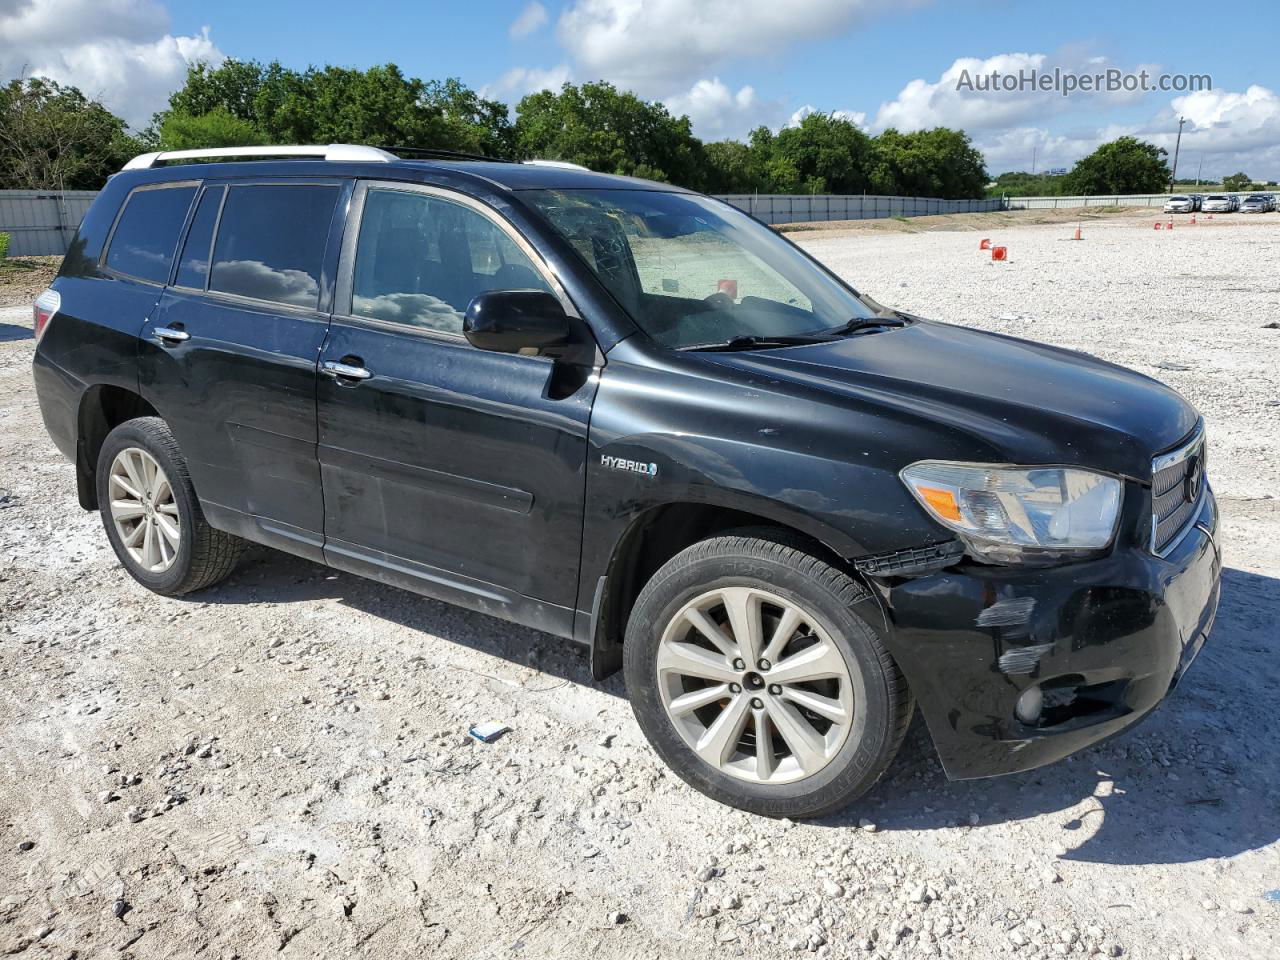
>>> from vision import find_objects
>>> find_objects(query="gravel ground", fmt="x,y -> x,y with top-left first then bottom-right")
1,213 -> 1278,959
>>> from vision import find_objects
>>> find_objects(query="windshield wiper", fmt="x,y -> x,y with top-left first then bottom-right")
826,313 -> 908,336
682,334 -> 832,352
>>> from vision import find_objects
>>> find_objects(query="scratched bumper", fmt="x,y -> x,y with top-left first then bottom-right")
877,490 -> 1221,780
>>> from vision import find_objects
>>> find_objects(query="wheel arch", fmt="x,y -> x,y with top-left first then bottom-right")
588,498 -> 873,680
75,384 -> 160,510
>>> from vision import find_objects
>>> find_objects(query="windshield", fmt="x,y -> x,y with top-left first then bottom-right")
524,188 -> 877,348
1169,196 -> 1189,201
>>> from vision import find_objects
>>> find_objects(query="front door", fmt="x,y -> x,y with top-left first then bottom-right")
139,179 -> 347,559
316,182 -> 598,632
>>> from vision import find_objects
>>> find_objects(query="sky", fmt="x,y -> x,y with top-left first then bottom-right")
2,0 -> 1278,181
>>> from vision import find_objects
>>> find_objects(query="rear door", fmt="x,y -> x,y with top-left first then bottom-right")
315,181 -> 598,631
139,179 -> 347,559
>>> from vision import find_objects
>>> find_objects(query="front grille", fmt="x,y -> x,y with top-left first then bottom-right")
1151,424 -> 1206,556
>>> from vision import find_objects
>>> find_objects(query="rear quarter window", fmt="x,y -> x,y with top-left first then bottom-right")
103,184 -> 198,284
209,184 -> 340,310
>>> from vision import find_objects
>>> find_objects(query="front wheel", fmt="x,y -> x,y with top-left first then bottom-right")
624,532 -> 912,817
96,417 -> 243,596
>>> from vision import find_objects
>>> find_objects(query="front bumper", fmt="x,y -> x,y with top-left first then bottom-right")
877,490 -> 1221,780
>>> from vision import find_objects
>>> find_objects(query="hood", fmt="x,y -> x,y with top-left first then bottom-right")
708,320 -> 1198,480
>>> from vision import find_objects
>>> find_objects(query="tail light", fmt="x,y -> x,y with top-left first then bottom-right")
33,288 -> 60,343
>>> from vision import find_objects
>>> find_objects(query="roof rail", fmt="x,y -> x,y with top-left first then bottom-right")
380,146 -> 511,163
522,159 -> 590,171
121,143 -> 397,171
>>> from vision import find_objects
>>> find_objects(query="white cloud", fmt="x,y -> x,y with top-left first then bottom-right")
509,1 -> 549,39
871,50 -> 1148,134
974,127 -> 1097,176
0,0 -> 224,128
557,0 -> 918,97
974,85 -> 1280,180
483,62 -> 572,100
788,104 -> 867,129
664,78 -> 785,140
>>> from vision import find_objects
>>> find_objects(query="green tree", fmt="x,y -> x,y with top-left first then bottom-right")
985,171 -> 1070,198
154,60 -> 514,156
1062,136 -> 1169,195
767,113 -> 872,194
703,139 -> 762,193
514,81 -> 708,187
158,107 -> 265,150
1221,171 -> 1251,192
0,77 -> 139,190
869,127 -> 987,198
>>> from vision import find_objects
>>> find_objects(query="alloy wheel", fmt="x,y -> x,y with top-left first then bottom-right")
108,447 -> 180,574
656,586 -> 860,784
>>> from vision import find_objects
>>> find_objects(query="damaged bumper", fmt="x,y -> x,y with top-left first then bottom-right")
877,491 -> 1221,780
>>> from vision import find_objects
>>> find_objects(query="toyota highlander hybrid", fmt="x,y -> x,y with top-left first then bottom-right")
31,145 -> 1221,816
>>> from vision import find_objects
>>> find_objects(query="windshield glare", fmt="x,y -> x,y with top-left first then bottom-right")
525,189 -> 876,348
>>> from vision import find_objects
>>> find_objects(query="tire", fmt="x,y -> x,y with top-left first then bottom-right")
624,531 -> 912,818
95,417 -> 243,596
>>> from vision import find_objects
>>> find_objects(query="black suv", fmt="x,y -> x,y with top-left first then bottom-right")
32,145 -> 1221,816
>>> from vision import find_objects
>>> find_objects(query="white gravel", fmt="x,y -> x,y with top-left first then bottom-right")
1,214 -> 1278,959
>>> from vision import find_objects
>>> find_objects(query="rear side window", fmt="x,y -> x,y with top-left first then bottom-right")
209,184 -> 339,309
104,184 -> 197,283
174,185 -> 225,289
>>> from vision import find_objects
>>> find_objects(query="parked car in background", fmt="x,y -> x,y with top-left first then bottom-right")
1201,195 -> 1234,213
1239,194 -> 1271,213
31,144 -> 1222,817
1163,196 -> 1195,213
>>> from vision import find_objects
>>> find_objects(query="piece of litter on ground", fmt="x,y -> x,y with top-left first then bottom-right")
468,721 -> 510,743
1264,890 -> 1280,902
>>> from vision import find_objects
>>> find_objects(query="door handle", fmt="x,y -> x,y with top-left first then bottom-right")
321,360 -> 372,381
153,326 -> 190,344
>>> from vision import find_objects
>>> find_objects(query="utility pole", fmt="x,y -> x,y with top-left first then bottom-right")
1195,154 -> 1203,186
1169,116 -> 1185,193
1031,145 -> 1037,176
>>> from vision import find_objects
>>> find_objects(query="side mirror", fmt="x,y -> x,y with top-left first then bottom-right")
464,290 -> 571,355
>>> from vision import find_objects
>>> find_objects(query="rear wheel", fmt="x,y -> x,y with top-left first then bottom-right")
96,417 -> 242,596
624,532 -> 911,817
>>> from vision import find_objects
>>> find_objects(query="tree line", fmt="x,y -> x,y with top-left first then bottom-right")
1,60 -> 1175,198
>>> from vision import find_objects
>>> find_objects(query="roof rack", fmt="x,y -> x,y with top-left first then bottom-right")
381,146 -> 511,163
522,159 -> 590,171
121,144 -> 397,170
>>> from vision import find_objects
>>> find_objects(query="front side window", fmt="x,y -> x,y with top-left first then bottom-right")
104,184 -> 197,283
350,188 -> 551,335
526,188 -> 876,349
209,184 -> 339,309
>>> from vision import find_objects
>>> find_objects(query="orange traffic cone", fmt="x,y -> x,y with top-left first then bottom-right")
979,238 -> 992,250
1167,220 -> 1174,230
1154,222 -> 1163,230
991,246 -> 1008,261
1072,226 -> 1082,241
1190,215 -> 1197,225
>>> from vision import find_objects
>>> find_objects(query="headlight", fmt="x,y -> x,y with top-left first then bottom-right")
900,461 -> 1122,563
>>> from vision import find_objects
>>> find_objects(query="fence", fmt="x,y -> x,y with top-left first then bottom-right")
715,193 -> 1003,225
0,190 -> 99,256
